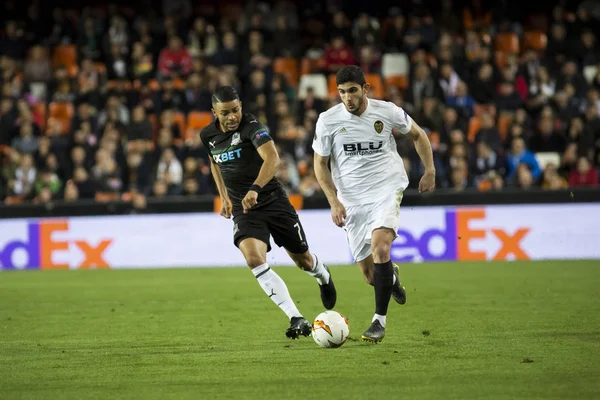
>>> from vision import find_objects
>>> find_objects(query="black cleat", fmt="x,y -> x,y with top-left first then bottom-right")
319,265 -> 337,310
286,317 -> 312,339
392,263 -> 407,305
361,320 -> 385,343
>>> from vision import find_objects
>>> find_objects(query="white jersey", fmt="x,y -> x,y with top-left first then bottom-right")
312,98 -> 412,207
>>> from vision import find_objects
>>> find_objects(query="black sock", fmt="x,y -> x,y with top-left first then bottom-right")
373,260 -> 394,316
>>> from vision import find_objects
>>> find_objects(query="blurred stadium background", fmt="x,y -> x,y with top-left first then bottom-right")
2,1 -> 600,399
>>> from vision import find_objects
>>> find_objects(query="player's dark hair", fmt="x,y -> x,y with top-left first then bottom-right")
336,65 -> 366,87
211,86 -> 240,105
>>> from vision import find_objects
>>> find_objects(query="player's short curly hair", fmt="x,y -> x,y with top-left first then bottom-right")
336,65 -> 366,86
212,86 -> 239,105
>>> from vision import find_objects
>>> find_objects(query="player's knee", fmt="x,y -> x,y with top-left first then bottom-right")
372,244 -> 391,264
245,254 -> 266,269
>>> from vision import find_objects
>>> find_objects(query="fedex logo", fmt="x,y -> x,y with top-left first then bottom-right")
392,209 -> 530,262
0,220 -> 113,270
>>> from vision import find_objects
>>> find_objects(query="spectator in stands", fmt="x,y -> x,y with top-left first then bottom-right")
541,163 -> 568,190
446,81 -> 475,120
529,116 -> 567,153
495,80 -> 523,113
472,141 -> 506,187
34,168 -> 62,200
11,123 -> 39,154
128,106 -> 153,144
475,111 -> 504,154
158,36 -> 192,80
23,46 -> 52,86
569,156 -> 598,187
10,153 -> 36,198
469,63 -> 496,105
324,35 -> 355,73
515,164 -> 536,189
506,137 -> 541,180
156,148 -> 183,195
64,180 -> 80,201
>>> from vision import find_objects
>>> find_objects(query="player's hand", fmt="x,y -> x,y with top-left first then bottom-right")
242,190 -> 258,214
419,170 -> 436,193
220,198 -> 232,219
331,199 -> 347,227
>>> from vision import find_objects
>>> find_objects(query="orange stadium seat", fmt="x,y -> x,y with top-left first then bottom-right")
495,32 -> 519,54
497,113 -> 513,141
523,31 -> 547,52
52,45 -> 77,68
467,116 -> 481,142
33,103 -> 47,132
48,102 -> 74,133
327,74 -> 338,98
365,74 -> 384,99
274,57 -> 299,88
186,111 -> 213,140
300,57 -> 325,76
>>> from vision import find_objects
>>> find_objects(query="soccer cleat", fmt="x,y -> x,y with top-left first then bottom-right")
319,265 -> 337,310
286,317 -> 312,339
361,320 -> 386,343
392,263 -> 407,305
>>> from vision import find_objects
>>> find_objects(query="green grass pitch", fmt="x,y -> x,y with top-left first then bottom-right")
1,260 -> 600,400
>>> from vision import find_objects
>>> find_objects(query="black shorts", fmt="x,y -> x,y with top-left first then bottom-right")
232,193 -> 309,254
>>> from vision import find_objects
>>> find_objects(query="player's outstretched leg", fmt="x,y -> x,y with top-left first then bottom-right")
287,250 -> 337,310
358,256 -> 406,305
239,239 -> 311,339
362,228 -> 395,343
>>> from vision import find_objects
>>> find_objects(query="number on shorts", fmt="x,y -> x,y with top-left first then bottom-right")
293,223 -> 303,241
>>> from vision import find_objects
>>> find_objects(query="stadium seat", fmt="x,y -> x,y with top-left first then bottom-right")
382,53 -> 410,90
48,102 -> 74,133
522,31 -> 547,52
52,45 -> 77,68
535,152 -> 561,170
300,57 -> 325,76
583,65 -> 597,84
187,111 -> 213,129
494,51 -> 507,70
365,74 -> 384,99
274,57 -> 299,88
173,112 -> 186,134
173,78 -> 186,90
495,32 -> 519,54
381,53 -> 410,79
33,103 -> 47,132
467,116 -> 481,142
95,192 -> 120,202
327,74 -> 338,98
497,113 -> 513,141
298,74 -> 328,99
385,76 -> 408,89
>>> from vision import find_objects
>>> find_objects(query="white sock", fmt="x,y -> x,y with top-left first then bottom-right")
252,263 -> 302,320
373,313 -> 387,328
304,253 -> 331,285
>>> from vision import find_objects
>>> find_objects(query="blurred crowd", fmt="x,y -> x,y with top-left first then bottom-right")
1,0 -> 599,206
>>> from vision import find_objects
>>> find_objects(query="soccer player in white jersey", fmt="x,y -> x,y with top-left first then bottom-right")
312,66 -> 436,343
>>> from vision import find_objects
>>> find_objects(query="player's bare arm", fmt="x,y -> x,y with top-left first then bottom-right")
209,159 -> 232,218
407,120 -> 436,193
242,141 -> 281,213
314,153 -> 347,227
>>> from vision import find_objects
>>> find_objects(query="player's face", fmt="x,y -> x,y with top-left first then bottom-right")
212,99 -> 242,133
338,82 -> 369,115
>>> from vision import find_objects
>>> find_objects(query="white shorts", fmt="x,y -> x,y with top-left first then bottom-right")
344,189 -> 404,263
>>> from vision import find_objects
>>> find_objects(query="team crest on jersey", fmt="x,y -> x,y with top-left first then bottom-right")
374,120 -> 384,134
231,132 -> 241,145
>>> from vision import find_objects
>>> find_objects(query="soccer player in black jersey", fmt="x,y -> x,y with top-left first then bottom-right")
200,86 -> 336,339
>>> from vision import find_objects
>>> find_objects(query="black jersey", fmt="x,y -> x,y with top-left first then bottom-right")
200,113 -> 282,212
